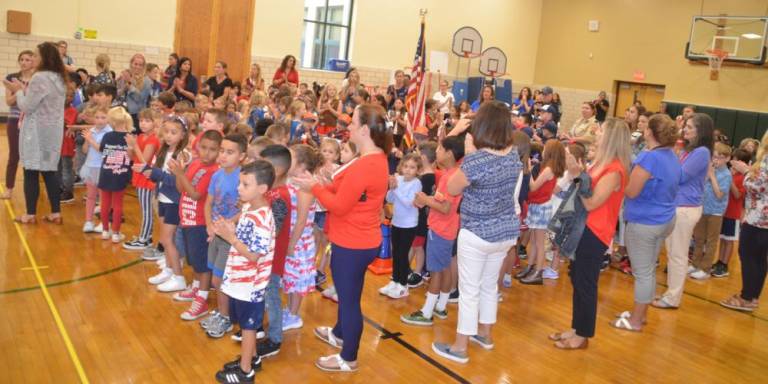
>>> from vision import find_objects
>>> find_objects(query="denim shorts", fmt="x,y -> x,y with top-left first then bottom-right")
182,226 -> 210,273
426,230 -> 454,272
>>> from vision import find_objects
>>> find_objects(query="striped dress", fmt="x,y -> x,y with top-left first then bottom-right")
283,183 -> 317,295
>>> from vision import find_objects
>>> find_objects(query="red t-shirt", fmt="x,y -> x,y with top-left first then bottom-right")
585,159 -> 627,246
179,160 -> 219,227
527,168 -> 557,204
427,166 -> 462,240
131,132 -> 160,189
724,172 -> 746,220
311,153 -> 388,249
268,185 -> 292,276
61,107 -> 78,157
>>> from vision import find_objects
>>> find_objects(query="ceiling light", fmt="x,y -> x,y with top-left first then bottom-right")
742,33 -> 763,39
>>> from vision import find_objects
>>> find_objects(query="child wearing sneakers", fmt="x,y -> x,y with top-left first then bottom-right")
170,130 -> 223,319
145,116 -> 191,292
95,107 -> 134,243
407,141 -> 438,288
81,106 -> 112,234
283,144 -> 321,330
690,142 -> 732,280
124,108 -> 161,250
213,160 -> 276,384
380,153 -> 423,298
256,145 -> 293,358
314,138 -> 341,286
401,136 -> 464,326
713,148 -> 750,277
201,133 -> 249,336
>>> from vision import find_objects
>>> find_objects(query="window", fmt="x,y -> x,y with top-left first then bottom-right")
301,0 -> 353,70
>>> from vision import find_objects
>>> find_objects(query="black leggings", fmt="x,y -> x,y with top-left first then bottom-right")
391,226 -> 417,285
739,223 -> 768,301
569,228 -> 608,338
23,169 -> 61,215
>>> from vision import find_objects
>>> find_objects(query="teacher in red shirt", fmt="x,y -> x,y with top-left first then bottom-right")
272,54 -> 299,88
295,104 -> 391,373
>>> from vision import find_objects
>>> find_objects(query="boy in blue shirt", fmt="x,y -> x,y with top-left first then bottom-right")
690,142 -> 732,280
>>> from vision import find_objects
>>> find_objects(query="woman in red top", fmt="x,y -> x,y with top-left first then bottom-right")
550,117 -> 631,349
272,55 -> 299,88
295,104 -> 391,372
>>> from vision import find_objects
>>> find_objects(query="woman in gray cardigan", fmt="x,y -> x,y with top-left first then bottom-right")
3,42 -> 67,224
117,53 -> 152,131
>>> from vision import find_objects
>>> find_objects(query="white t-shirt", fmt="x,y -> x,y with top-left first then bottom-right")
432,91 -> 455,114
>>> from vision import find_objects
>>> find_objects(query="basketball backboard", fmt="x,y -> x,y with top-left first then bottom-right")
686,16 -> 768,64
478,47 -> 507,77
452,27 -> 483,57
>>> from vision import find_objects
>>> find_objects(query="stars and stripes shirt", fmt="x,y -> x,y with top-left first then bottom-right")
221,204 -> 276,303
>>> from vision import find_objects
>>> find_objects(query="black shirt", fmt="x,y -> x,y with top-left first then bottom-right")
98,131 -> 133,191
415,172 -> 436,236
595,99 -> 609,122
206,76 -> 233,100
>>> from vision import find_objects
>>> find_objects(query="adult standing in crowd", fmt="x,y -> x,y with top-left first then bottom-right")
163,53 -> 179,88
387,70 -> 408,109
273,55 -> 299,88
550,117 -> 630,349
2,42 -> 67,224
432,80 -> 454,116
1,50 -> 35,200
612,114 -> 680,331
294,104 -> 390,373
540,86 -> 560,123
512,86 -> 534,115
166,56 -> 198,103
593,91 -> 609,123
720,130 -> 768,312
117,53 -> 152,131
653,113 -> 713,309
57,40 -> 75,72
470,85 -> 495,113
561,102 -> 599,146
431,101 -> 522,364
243,63 -> 265,95
204,61 -> 233,100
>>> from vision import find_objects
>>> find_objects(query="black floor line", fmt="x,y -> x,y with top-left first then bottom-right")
0,258 -> 144,295
363,316 -> 471,384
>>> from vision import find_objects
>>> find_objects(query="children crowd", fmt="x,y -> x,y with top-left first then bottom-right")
3,44 -> 768,382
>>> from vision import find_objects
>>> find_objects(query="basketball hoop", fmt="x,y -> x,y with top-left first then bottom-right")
462,51 -> 481,59
705,49 -> 729,80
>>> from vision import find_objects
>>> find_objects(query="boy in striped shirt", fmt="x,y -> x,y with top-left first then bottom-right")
214,160 -> 276,384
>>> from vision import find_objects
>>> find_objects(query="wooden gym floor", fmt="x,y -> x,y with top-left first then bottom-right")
0,125 -> 767,383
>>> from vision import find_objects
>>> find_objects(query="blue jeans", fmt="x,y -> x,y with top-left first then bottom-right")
330,243 -> 379,361
264,274 -> 282,343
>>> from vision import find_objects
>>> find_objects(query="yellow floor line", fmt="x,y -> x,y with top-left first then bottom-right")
0,186 -> 90,384
21,265 -> 49,271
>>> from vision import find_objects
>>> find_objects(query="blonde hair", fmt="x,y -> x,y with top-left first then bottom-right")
250,90 -> 267,107
592,117 -> 631,173
107,107 -> 133,130
95,53 -> 111,72
289,100 -> 305,117
129,53 -> 147,91
751,130 -> 768,174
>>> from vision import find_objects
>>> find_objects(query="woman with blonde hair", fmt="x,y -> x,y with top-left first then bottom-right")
549,117 -> 630,349
93,53 -> 115,85
243,63 -> 265,95
118,53 -> 152,130
721,130 -> 768,312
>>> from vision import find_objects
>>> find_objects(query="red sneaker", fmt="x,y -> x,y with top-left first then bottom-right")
181,296 -> 209,321
173,286 -> 198,302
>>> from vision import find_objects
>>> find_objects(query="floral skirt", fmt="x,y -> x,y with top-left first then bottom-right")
283,238 -> 317,295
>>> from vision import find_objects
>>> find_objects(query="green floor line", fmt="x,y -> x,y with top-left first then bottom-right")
0,258 -> 144,295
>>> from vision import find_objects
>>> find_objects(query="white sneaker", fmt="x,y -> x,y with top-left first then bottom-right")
689,269 -> 710,280
387,283 -> 409,299
111,232 -> 125,243
82,221 -> 95,233
156,258 -> 167,269
687,265 -> 697,274
148,268 -> 173,285
542,267 -> 559,280
142,247 -> 164,261
379,281 -> 397,296
157,275 -> 187,292
101,230 -> 112,240
502,273 -> 513,288
94,222 -> 103,233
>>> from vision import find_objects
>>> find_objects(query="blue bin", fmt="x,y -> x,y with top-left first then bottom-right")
326,59 -> 350,72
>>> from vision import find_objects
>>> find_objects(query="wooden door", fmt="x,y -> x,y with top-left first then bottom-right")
174,0 -> 254,83
614,81 -> 666,117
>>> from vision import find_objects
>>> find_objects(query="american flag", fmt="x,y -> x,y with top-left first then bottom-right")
405,18 -> 427,148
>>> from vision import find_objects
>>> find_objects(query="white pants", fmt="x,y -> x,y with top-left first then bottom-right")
456,229 -> 517,336
662,206 -> 703,306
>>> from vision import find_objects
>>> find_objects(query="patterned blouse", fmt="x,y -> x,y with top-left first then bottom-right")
743,156 -> 768,229
460,148 -> 523,242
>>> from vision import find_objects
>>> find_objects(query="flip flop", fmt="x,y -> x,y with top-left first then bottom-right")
315,354 -> 357,373
720,294 -> 757,312
554,338 -> 589,350
651,297 -> 678,310
616,311 -> 647,325
609,317 -> 642,332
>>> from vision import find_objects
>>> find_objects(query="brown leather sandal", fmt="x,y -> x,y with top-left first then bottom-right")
554,337 -> 589,350
14,215 -> 37,224
42,215 -> 63,225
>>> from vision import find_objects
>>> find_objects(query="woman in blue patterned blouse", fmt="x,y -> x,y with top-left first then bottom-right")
431,101 -> 523,364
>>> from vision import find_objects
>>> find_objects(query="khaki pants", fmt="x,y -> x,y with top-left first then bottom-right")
662,206 -> 702,307
691,214 -> 723,273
